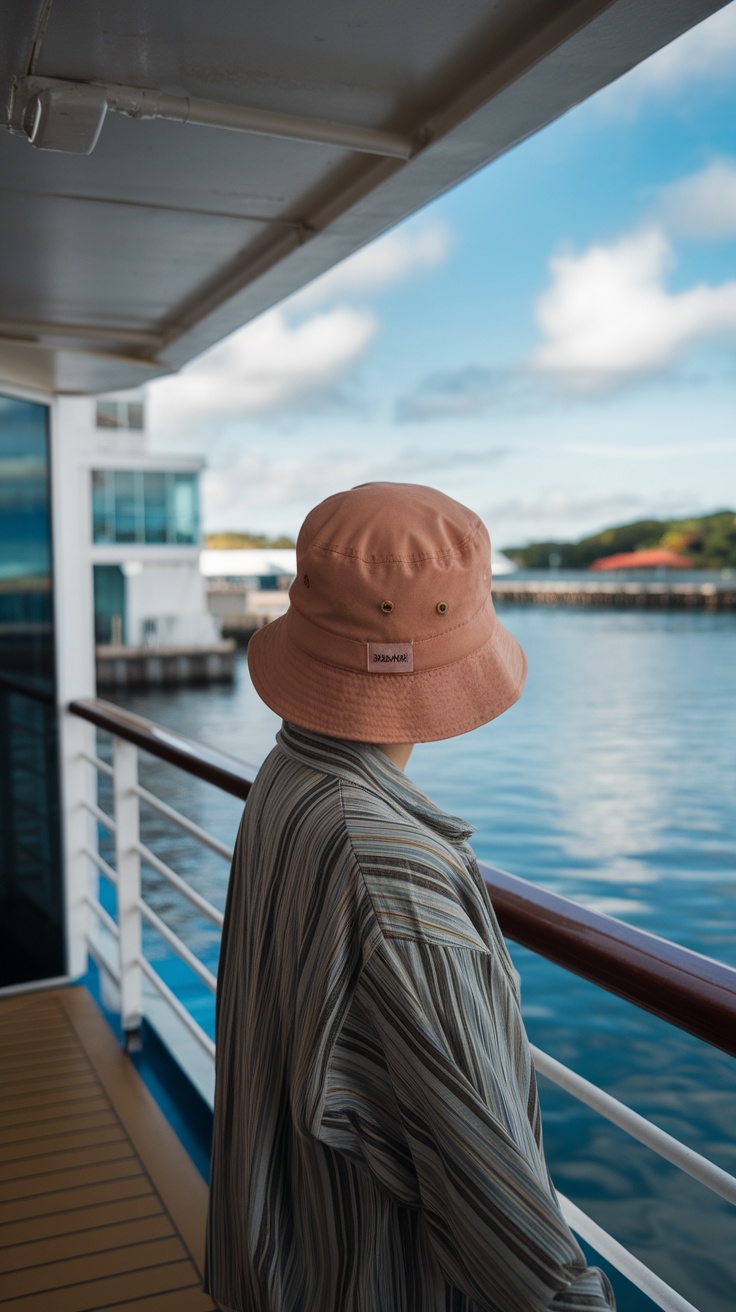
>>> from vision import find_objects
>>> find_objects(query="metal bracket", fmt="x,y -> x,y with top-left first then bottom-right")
124,1026 -> 143,1054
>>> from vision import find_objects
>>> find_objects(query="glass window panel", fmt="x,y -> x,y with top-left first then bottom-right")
93,565 -> 126,644
142,471 -> 167,543
0,395 -> 54,692
171,473 -> 199,544
0,393 -> 64,986
96,400 -> 119,428
113,470 -> 139,542
91,469 -> 113,542
96,399 -> 144,430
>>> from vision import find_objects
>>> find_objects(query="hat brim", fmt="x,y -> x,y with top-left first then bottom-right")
246,602 -> 527,743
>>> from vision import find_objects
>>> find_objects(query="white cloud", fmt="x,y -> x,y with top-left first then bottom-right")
203,443 -> 506,531
566,438 -> 736,461
486,488 -> 709,546
594,2 -> 736,115
395,366 -> 500,422
146,220 -> 452,445
487,489 -> 646,532
292,223 -> 451,309
147,304 -> 378,441
530,226 -> 736,389
659,158 -> 736,239
204,451 -> 366,522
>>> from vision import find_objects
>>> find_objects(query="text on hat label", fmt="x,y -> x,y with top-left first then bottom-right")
366,642 -> 414,673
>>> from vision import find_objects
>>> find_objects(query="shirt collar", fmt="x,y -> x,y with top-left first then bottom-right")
276,721 -> 474,847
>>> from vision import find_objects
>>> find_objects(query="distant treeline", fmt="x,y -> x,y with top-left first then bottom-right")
504,510 -> 736,570
205,531 -> 296,549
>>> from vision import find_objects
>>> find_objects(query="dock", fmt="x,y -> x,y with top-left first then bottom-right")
96,641 -> 236,690
492,579 -> 736,609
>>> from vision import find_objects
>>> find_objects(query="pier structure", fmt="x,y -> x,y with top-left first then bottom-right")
96,639 -> 236,689
492,579 -> 736,609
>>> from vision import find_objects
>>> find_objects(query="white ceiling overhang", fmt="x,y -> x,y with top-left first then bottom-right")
0,0 -> 729,395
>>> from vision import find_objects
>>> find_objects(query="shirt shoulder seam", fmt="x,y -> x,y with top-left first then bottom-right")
338,778 -> 490,954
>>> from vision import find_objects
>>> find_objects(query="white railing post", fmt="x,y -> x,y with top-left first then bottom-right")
51,397 -> 97,982
113,734 -> 143,1047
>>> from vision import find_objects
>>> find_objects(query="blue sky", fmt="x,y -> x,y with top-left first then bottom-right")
147,2 -> 736,549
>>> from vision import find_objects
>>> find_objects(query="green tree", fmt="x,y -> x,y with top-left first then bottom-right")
504,511 -> 736,570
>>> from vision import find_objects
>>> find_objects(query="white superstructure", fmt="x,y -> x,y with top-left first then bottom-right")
57,391 -> 219,648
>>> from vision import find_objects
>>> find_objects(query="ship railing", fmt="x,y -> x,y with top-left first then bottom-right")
69,696 -> 736,1312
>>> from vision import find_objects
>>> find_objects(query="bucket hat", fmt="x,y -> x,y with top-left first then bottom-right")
247,482 -> 526,743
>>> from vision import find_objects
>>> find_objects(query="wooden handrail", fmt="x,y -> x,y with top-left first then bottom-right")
69,696 -> 736,1059
70,697 -> 253,800
478,862 -> 736,1059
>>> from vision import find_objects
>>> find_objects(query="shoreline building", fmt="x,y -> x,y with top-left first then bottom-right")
57,390 -> 220,648
201,547 -> 297,634
589,549 -> 692,572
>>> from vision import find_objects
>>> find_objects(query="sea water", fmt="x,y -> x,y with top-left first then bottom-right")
108,606 -> 736,1312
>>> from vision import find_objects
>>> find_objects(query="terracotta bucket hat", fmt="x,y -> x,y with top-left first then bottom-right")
247,482 -> 527,743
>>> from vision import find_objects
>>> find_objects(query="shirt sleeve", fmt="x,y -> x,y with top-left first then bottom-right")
344,934 -> 615,1312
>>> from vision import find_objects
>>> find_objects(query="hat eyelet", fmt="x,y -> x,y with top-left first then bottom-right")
381,600 -> 394,614
436,601 -> 448,615
303,574 -> 310,588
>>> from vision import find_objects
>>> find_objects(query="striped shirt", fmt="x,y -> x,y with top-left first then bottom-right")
205,722 -> 615,1312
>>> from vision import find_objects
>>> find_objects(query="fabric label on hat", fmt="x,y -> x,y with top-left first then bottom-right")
366,642 -> 414,673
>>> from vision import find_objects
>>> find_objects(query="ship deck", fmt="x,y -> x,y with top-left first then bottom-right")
0,986 -> 216,1312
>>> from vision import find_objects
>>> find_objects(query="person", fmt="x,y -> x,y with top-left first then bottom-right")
204,482 -> 615,1312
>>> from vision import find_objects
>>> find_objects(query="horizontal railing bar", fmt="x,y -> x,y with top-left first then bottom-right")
531,1045 -> 736,1207
83,894 -> 119,940
79,749 -> 114,778
81,798 -> 117,834
138,901 -> 218,993
559,1193 -> 700,1312
134,783 -> 234,861
479,861 -> 736,1060
68,698 -> 736,1059
70,698 -> 254,801
138,957 -> 216,1059
87,935 -> 121,984
135,841 -> 224,928
83,844 -> 118,886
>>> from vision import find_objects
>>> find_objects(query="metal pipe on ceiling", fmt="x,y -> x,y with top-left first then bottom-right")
12,75 -> 416,160
104,83 -> 416,159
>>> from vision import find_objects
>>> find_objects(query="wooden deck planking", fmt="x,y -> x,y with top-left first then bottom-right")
0,986 -> 216,1311
0,1174 -> 151,1227
0,1138 -> 135,1184
1,1125 -> 127,1164
0,1070 -> 103,1100
0,1109 -> 119,1148
0,1194 -> 167,1249
1,1155 -> 142,1205
0,1096 -> 112,1132
0,1213 -> 175,1273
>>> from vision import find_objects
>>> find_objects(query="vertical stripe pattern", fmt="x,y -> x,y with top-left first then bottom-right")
205,723 -> 615,1312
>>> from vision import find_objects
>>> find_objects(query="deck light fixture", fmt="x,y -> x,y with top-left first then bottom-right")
21,80 -> 108,154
